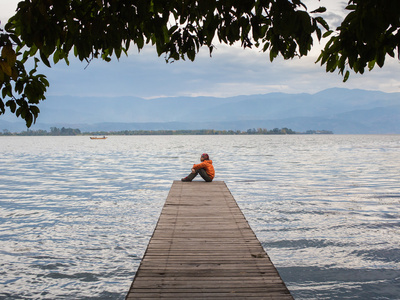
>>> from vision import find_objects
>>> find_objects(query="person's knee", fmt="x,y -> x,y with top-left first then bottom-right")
198,169 -> 211,181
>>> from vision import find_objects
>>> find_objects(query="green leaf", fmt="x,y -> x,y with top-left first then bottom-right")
6,100 -> 16,113
315,17 -> 329,31
326,55 -> 337,72
115,47 -> 122,59
16,106 -> 22,118
269,47 -> 278,62
40,50 -> 51,67
29,45 -> 38,56
25,111 -> 33,128
39,76 -> 49,87
30,105 -> 40,118
10,34 -> 21,46
15,81 -> 24,94
64,55 -> 70,66
316,28 -> 321,41
345,5 -> 357,11
262,41 -> 270,52
376,51 -> 385,67
168,25 -> 178,34
343,70 -> 350,82
136,34 -> 144,50
322,30 -> 333,38
2,44 -> 17,64
311,7 -> 326,14
0,99 -> 5,113
368,60 -> 376,71
53,49 -> 60,64
2,84 -> 12,98
0,61 -> 12,76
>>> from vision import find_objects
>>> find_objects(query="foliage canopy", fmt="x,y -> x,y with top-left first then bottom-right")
0,0 -> 399,127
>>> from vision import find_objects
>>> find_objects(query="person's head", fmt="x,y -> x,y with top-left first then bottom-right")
201,153 -> 209,161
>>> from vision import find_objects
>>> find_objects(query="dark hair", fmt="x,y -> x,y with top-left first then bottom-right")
201,153 -> 209,160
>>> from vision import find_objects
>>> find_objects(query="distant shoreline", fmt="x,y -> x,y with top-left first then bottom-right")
1,127 -> 333,136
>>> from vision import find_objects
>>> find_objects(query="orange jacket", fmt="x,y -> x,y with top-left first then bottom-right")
193,160 -> 215,180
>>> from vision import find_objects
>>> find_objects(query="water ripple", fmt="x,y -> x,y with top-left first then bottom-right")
1,135 -> 399,299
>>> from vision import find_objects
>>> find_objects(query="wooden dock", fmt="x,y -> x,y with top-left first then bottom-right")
126,181 -> 293,299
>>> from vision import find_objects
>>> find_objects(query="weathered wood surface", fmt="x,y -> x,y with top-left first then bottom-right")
126,181 -> 293,299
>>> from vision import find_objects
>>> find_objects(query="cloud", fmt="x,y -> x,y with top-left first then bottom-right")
0,0 -> 19,24
309,0 -> 348,28
39,39 -> 400,99
2,0 -> 400,99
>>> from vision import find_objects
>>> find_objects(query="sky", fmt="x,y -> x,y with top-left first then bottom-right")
2,0 -> 400,100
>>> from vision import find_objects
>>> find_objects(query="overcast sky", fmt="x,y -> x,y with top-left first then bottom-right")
2,0 -> 400,99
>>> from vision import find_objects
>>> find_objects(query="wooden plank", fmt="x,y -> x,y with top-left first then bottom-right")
127,293 -> 294,299
126,181 -> 293,299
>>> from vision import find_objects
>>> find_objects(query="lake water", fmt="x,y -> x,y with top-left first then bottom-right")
0,135 -> 399,299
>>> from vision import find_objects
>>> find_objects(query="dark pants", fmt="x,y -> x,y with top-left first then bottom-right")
186,168 -> 212,182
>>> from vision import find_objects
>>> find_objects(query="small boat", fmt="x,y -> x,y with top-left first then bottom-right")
90,136 -> 107,140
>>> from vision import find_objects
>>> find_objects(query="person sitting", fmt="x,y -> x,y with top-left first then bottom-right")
181,153 -> 215,182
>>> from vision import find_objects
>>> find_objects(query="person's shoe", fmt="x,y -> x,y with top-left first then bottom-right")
181,177 -> 191,182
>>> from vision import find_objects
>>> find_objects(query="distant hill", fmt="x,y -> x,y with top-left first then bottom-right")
1,88 -> 399,134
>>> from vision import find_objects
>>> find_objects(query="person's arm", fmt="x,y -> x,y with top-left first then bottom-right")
192,162 -> 206,171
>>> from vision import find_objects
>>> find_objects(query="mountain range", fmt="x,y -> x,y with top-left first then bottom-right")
1,88 -> 399,134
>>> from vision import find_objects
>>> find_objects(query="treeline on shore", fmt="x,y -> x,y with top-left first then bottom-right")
1,127 -> 333,136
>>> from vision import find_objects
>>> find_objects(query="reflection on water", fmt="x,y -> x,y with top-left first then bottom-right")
0,135 -> 399,299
